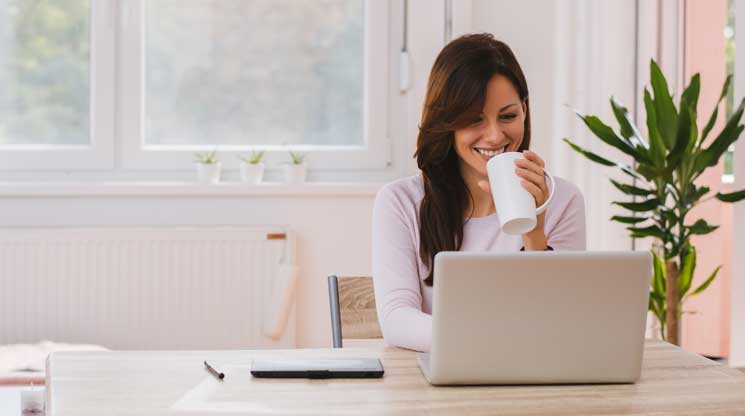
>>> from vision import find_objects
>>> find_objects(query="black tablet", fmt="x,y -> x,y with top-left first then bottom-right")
250,358 -> 384,379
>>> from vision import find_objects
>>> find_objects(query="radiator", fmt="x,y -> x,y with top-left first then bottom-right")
0,226 -> 297,350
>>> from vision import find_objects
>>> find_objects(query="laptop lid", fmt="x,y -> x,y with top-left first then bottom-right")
425,251 -> 651,385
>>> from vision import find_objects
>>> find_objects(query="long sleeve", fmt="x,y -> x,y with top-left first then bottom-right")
371,185 -> 432,352
545,178 -> 587,250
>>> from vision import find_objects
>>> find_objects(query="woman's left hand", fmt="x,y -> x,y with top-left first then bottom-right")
515,150 -> 550,249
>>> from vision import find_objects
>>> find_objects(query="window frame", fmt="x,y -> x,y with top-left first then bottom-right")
118,0 -> 392,172
0,0 -> 115,171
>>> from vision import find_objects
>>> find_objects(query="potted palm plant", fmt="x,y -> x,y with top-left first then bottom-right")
238,150 -> 265,184
194,149 -> 221,184
564,60 -> 745,345
283,150 -> 307,184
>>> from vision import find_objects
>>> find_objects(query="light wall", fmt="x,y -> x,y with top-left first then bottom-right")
0,0 -> 448,349
0,188 -> 378,348
2,0 -> 742,353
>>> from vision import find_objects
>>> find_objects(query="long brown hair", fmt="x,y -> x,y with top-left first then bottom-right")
415,33 -> 531,286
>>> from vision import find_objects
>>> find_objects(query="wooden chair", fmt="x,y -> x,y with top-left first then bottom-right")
327,275 -> 383,348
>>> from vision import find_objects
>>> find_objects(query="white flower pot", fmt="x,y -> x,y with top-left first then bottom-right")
283,163 -> 307,184
240,162 -> 265,184
196,162 -> 221,184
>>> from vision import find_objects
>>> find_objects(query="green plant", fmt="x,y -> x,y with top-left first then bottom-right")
193,149 -> 219,164
564,60 -> 745,344
288,150 -> 306,165
239,150 -> 265,164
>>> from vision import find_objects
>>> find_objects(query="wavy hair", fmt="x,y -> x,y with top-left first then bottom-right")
415,33 -> 531,286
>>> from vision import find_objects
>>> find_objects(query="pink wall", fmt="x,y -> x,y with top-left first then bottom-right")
681,0 -> 731,357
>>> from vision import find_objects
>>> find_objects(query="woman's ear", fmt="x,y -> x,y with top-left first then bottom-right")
521,98 -> 528,115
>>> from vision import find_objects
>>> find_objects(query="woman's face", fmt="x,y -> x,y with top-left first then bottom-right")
454,74 -> 526,180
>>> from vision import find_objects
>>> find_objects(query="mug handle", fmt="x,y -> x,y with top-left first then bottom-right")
535,170 -> 555,216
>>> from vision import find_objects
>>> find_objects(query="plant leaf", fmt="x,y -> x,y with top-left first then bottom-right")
667,97 -> 696,170
680,73 -> 700,115
687,218 -> 720,235
702,74 -> 733,141
693,97 -> 745,176
689,265 -> 721,296
649,290 -> 665,322
715,188 -> 745,203
610,97 -> 649,150
678,244 -> 696,298
563,138 -> 616,166
650,291 -> 665,302
644,88 -> 668,166
688,185 -> 711,205
609,179 -> 654,196
627,225 -> 667,239
660,207 -> 678,224
611,215 -> 649,224
563,139 -> 646,180
613,198 -> 660,212
649,60 -> 679,150
652,251 -> 666,294
576,113 -> 641,159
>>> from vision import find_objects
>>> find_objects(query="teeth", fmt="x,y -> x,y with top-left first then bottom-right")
475,146 -> 506,157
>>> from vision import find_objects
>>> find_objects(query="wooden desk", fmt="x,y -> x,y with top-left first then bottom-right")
46,340 -> 745,415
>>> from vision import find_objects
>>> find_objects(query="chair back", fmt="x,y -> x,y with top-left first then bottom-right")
327,275 -> 382,348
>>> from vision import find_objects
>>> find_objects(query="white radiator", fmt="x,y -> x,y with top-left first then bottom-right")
0,226 -> 297,350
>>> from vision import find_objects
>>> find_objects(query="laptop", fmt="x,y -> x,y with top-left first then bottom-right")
417,251 -> 651,385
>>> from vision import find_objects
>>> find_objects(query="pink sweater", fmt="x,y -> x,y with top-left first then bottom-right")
372,174 -> 586,352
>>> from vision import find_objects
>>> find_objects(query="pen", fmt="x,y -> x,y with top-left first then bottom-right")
204,360 -> 225,381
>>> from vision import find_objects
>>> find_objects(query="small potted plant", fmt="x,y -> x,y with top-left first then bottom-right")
193,149 -> 221,184
283,150 -> 307,183
238,150 -> 265,184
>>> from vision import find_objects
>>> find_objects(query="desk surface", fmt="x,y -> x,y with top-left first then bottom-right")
46,340 -> 745,416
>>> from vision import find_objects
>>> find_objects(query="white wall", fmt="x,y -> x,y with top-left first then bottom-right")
472,0 -> 637,251
0,0 -> 448,349
5,1 -> 721,351
0,188 -> 377,348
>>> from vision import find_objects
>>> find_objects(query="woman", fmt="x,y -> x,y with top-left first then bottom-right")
372,34 -> 586,352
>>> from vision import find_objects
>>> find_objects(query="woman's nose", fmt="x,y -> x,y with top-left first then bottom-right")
483,121 -> 505,143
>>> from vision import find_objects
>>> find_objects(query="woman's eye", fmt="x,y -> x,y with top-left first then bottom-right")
500,113 -> 517,121
470,118 -> 484,126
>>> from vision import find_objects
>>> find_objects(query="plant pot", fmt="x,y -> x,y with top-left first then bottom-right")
283,163 -> 307,184
196,162 -> 221,184
240,162 -> 265,184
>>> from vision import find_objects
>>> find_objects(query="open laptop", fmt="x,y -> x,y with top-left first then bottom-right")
417,251 -> 651,385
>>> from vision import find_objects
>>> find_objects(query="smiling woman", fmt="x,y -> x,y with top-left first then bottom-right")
372,34 -> 587,352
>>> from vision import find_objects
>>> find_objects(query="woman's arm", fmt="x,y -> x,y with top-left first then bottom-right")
371,185 -> 432,352
544,181 -> 587,250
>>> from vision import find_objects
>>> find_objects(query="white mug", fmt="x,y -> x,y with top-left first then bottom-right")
486,152 -> 555,235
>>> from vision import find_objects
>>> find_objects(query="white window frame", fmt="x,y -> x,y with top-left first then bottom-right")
0,1 -> 115,171
118,0 -> 391,172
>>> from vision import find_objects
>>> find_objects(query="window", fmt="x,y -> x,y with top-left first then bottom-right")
0,0 -> 90,146
121,0 -> 391,172
0,1 -> 114,170
0,1 -> 391,174
145,1 -> 364,148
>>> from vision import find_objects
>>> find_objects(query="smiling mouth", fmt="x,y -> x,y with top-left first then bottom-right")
474,144 -> 508,159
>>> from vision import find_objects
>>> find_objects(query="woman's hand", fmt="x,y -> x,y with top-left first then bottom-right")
475,150 -> 550,249
515,150 -> 549,249
515,150 -> 549,209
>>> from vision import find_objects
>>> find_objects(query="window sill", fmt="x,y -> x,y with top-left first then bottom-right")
0,181 -> 384,197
